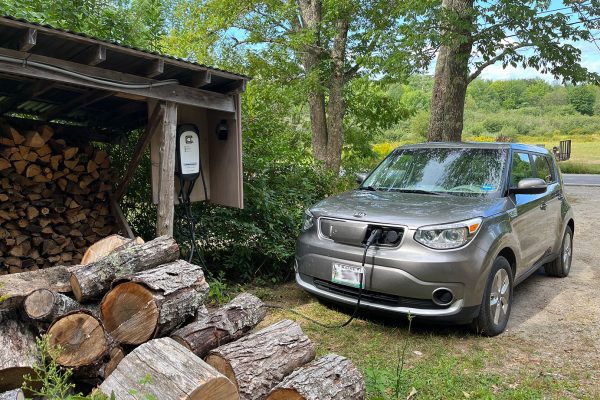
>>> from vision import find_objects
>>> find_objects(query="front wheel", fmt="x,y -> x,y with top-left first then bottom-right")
544,226 -> 573,278
473,256 -> 513,337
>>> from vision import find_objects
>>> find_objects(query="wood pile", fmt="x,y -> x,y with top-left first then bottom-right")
0,235 -> 366,399
0,122 -> 118,272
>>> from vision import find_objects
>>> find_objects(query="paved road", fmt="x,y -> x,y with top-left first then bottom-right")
562,173 -> 600,186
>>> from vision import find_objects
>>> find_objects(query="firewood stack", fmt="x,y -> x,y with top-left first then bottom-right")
0,235 -> 366,400
0,122 -> 117,272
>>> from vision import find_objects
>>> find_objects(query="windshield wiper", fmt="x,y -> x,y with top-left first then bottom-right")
396,189 -> 441,196
358,185 -> 378,191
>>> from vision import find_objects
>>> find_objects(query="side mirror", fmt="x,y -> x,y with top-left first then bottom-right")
509,178 -> 547,195
356,173 -> 367,185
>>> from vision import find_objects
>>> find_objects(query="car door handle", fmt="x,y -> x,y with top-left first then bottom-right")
540,202 -> 547,210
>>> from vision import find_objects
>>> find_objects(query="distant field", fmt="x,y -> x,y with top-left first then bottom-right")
373,134 -> 600,174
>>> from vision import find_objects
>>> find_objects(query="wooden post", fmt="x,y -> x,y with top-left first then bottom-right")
156,102 -> 177,237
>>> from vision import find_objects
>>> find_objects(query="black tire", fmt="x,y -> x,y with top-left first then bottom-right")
544,226 -> 573,278
472,256 -> 513,337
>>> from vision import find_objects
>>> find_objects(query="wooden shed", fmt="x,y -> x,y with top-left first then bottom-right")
0,16 -> 248,270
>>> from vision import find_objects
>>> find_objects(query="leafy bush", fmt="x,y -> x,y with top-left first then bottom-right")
568,86 -> 596,116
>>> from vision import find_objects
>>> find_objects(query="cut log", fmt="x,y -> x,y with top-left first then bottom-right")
23,130 -> 45,148
206,319 -> 316,400
0,388 -> 25,400
47,311 -> 112,370
70,236 -> 179,302
0,158 -> 10,171
99,337 -> 238,400
80,234 -> 143,265
172,292 -> 266,358
24,289 -> 81,322
266,354 -> 365,400
0,265 -> 72,311
101,260 -> 209,345
0,319 -> 37,392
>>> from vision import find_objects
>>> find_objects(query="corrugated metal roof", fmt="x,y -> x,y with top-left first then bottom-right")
0,15 -> 250,80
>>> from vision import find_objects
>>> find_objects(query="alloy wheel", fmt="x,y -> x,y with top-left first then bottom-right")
562,231 -> 572,274
489,268 -> 510,326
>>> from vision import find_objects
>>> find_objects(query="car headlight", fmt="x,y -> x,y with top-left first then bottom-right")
414,218 -> 482,249
301,210 -> 314,231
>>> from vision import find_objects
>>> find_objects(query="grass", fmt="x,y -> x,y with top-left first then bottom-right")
250,283 -> 595,400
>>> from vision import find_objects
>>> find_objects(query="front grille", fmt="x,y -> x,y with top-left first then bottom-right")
319,218 -> 404,247
313,278 -> 448,309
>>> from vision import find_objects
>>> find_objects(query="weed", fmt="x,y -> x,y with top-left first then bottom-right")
207,271 -> 233,305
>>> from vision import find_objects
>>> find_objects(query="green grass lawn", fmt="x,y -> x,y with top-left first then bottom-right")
248,284 -> 593,400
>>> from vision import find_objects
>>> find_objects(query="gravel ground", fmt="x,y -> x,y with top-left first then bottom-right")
497,186 -> 600,395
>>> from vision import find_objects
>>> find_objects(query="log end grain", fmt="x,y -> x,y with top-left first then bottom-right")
47,311 -> 109,368
23,288 -> 54,320
101,282 -> 159,345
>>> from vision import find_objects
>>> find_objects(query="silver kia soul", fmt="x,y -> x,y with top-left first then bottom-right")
295,142 -> 574,336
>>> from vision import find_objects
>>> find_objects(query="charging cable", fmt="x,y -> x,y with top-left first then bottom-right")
177,163 -> 207,263
266,228 -> 383,328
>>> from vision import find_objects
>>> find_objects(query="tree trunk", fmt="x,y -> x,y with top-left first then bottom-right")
69,235 -> 180,302
0,265 -> 72,311
46,311 -> 113,371
0,320 -> 37,392
266,354 -> 365,400
297,0 -> 328,165
100,338 -> 239,400
205,319 -> 316,400
24,289 -> 81,322
171,292 -> 266,358
427,0 -> 474,142
325,18 -> 349,172
101,260 -> 209,345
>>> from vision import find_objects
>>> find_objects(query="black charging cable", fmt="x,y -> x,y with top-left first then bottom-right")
266,228 -> 383,329
177,163 -> 207,263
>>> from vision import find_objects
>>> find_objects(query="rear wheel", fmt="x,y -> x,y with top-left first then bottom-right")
544,226 -> 573,278
473,256 -> 513,337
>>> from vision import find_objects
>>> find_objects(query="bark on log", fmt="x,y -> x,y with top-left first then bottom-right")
0,320 -> 37,392
0,389 -> 24,400
46,311 -> 113,370
70,236 -> 180,302
101,260 -> 209,345
171,292 -> 266,358
266,354 -> 365,400
206,319 -> 316,400
99,337 -> 238,400
80,234 -> 144,265
0,265 -> 71,311
24,289 -> 81,322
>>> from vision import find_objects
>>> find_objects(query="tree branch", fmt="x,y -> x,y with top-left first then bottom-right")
344,32 -> 382,81
468,42 -> 534,83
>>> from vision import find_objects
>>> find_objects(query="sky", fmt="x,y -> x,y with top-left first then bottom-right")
475,0 -> 600,81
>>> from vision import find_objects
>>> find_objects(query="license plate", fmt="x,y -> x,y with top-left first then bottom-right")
332,263 -> 365,288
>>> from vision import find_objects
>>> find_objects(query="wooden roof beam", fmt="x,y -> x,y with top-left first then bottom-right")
19,28 -> 37,52
0,47 -> 236,112
81,45 -> 106,66
221,79 -> 247,94
143,59 -> 164,78
43,89 -> 114,122
192,70 -> 211,88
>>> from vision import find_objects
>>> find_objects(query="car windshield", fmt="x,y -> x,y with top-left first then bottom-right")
361,147 -> 507,196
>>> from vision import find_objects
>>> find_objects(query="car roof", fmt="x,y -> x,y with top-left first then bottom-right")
399,142 -> 551,155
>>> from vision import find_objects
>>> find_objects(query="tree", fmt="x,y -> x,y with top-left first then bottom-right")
405,0 -> 600,141
165,0 -> 412,172
568,85 -> 596,115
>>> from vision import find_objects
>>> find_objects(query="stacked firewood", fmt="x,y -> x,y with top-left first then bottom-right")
0,235 -> 366,400
0,122 -> 117,272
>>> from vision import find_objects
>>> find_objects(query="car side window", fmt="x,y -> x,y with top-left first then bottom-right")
510,152 -> 534,187
532,154 -> 554,183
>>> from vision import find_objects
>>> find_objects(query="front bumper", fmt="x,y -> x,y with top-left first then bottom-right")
295,224 -> 493,320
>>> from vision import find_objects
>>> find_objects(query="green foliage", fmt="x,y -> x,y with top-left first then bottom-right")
568,86 -> 597,116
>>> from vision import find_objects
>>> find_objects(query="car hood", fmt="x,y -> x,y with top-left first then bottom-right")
311,190 -> 510,229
